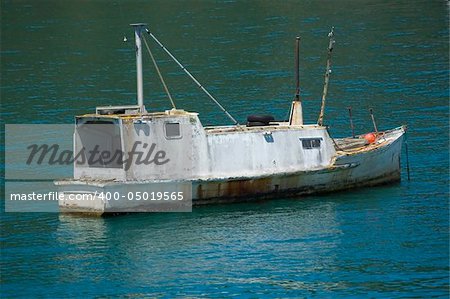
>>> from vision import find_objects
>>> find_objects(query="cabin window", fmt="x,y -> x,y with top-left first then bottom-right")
301,138 -> 322,149
165,122 -> 182,139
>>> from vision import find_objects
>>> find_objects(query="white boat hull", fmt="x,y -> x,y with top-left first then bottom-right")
193,130 -> 403,203
56,127 -> 405,214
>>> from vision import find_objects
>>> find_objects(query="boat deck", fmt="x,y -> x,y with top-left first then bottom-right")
335,138 -> 368,151
334,126 -> 406,154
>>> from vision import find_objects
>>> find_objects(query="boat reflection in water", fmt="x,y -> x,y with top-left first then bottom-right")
56,198 -> 345,292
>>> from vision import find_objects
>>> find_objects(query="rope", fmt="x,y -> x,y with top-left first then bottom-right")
145,28 -> 240,125
142,35 -> 176,109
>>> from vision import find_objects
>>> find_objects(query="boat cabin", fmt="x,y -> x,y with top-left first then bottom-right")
73,106 -> 337,182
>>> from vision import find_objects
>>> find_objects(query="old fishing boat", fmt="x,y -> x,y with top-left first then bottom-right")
55,23 -> 406,214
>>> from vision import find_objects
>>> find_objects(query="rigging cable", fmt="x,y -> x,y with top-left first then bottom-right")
142,35 -> 176,109
326,126 -> 343,151
144,28 -> 240,125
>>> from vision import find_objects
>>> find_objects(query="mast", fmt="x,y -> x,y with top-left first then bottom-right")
289,36 -> 303,125
131,23 -> 147,113
317,27 -> 335,126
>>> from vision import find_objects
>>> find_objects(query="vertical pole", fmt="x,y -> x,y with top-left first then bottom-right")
348,106 -> 355,138
289,36 -> 303,125
131,23 -> 147,112
369,108 -> 378,133
405,131 -> 411,181
317,27 -> 335,126
295,36 -> 300,101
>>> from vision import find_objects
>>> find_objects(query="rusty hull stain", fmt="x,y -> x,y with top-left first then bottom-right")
194,169 -> 401,205
197,177 -> 273,199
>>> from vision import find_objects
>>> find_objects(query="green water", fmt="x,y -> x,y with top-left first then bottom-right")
1,0 -> 449,297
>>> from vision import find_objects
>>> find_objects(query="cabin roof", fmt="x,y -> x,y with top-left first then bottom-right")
76,108 -> 198,120
203,123 -> 323,134
76,107 -> 327,133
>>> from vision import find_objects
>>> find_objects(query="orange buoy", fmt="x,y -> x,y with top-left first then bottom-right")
364,132 -> 377,144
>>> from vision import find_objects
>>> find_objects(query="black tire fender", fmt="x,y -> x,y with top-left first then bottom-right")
246,121 -> 269,127
246,115 -> 275,123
